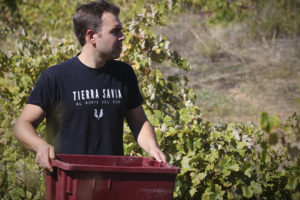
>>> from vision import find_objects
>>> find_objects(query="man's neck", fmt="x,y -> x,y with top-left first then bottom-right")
78,45 -> 107,69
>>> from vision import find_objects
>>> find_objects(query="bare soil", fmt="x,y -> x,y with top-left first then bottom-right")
155,13 -> 300,124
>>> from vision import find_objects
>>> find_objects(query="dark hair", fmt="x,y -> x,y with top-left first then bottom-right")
73,0 -> 120,46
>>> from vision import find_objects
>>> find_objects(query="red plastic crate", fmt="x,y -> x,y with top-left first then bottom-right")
45,154 -> 180,200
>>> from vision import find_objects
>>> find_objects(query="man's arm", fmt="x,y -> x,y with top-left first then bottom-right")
125,105 -> 166,163
14,104 -> 55,171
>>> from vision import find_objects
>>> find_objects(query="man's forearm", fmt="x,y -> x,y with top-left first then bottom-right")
136,120 -> 166,163
125,105 -> 166,162
136,120 -> 159,153
14,119 -> 47,152
15,120 -> 55,171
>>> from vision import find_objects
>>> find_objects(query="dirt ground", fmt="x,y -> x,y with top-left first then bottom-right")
155,13 -> 300,124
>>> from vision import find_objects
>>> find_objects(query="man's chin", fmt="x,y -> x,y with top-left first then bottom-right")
111,52 -> 121,60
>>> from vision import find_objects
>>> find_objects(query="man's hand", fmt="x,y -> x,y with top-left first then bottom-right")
149,148 -> 166,163
35,142 -> 55,172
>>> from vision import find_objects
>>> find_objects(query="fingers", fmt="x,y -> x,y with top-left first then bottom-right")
49,146 -> 55,160
158,151 -> 167,163
35,144 -> 55,172
35,155 -> 52,172
150,149 -> 167,163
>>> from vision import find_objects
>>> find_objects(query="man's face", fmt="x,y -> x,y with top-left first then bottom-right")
94,12 -> 125,60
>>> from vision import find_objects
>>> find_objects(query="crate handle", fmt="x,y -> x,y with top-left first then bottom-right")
66,173 -> 73,195
107,177 -> 112,190
92,177 -> 112,191
92,178 -> 96,189
50,158 -> 64,168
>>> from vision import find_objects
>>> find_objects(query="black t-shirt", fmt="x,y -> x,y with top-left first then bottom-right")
27,56 -> 143,155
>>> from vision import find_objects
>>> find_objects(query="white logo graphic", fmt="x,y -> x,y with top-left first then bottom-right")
94,109 -> 103,120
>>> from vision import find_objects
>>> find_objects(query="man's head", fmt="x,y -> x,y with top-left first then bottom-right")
73,0 -> 120,46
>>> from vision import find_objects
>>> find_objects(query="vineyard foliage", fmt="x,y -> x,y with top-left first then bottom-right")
0,0 -> 300,199
183,0 -> 300,39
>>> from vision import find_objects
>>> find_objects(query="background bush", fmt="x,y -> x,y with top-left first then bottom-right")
0,0 -> 299,199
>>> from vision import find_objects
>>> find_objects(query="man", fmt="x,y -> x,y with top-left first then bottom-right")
14,0 -> 166,172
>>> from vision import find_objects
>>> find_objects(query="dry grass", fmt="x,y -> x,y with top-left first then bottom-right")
155,13 -> 300,124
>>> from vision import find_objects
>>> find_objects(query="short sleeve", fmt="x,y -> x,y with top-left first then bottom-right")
27,71 -> 57,113
126,67 -> 143,110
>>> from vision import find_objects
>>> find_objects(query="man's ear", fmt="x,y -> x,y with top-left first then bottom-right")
86,29 -> 97,44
